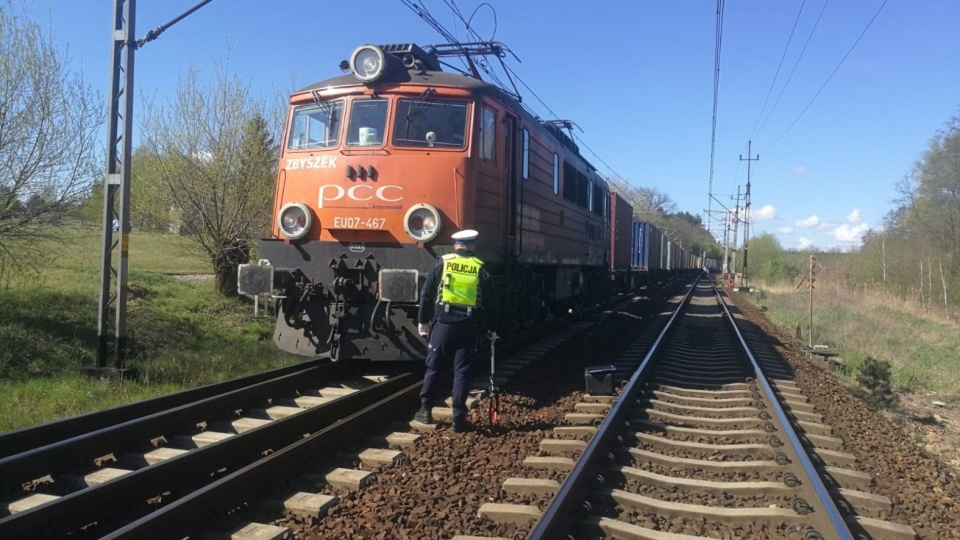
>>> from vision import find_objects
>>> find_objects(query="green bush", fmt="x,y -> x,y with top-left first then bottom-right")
856,357 -> 898,409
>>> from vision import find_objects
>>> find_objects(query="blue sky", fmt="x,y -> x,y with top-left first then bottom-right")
27,0 -> 960,252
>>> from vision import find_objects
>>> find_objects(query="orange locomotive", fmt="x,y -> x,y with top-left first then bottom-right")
240,43 -> 612,361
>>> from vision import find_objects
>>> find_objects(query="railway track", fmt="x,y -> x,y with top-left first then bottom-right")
0,287 -> 631,540
0,359 -> 420,539
497,279 -> 917,540
5,277 -> 921,539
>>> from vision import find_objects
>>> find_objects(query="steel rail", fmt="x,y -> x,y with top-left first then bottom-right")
713,284 -> 855,539
0,359 -> 326,458
101,378 -> 424,539
0,362 -> 350,492
0,372 -> 417,540
527,275 -> 701,540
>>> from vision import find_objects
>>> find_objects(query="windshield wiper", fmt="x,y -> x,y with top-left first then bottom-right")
405,87 -> 437,126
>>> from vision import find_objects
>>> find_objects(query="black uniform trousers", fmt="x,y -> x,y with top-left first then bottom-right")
419,320 -> 478,422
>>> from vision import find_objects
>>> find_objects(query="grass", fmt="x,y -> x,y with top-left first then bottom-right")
746,279 -> 960,402
0,229 -> 302,433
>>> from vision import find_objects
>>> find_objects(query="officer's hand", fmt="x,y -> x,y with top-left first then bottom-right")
418,323 -> 430,337
487,330 -> 498,341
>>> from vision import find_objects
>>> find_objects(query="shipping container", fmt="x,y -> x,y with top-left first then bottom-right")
609,192 -> 633,271
630,221 -> 663,270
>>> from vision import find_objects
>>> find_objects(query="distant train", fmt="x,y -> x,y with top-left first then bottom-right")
239,42 -> 703,361
609,192 -> 711,294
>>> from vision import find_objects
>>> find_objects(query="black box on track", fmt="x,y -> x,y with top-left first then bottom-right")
584,365 -> 616,395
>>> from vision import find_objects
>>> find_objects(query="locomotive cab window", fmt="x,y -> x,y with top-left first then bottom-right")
562,161 -> 577,202
288,99 -> 344,150
347,98 -> 387,146
522,129 -> 530,179
393,99 -> 467,148
480,107 -> 496,161
552,153 -> 559,195
576,171 -> 589,208
592,183 -> 605,216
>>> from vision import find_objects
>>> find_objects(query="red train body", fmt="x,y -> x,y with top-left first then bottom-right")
240,43 -> 706,361
241,43 -> 615,361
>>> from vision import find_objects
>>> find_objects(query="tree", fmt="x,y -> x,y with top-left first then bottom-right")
670,211 -> 703,228
747,233 -> 798,282
139,64 -> 278,296
0,3 -> 103,263
868,113 -> 960,312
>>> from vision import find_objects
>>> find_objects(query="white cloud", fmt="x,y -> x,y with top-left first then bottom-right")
752,204 -> 777,221
778,227 -> 794,235
791,165 -> 807,175
795,215 -> 821,228
846,209 -> 861,223
797,237 -> 812,250
830,222 -> 870,244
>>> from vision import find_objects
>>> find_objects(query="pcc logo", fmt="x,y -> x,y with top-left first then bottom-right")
318,185 -> 403,209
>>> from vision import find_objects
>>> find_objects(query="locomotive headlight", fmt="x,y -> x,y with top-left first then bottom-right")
278,202 -> 313,240
350,45 -> 386,83
404,203 -> 441,243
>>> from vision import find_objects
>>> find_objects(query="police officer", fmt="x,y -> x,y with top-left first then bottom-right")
414,229 -> 498,432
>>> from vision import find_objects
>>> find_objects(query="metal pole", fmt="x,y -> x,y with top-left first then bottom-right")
90,0 -> 136,378
721,210 -> 730,278
739,140 -> 759,289
809,254 -> 815,348
89,0 -> 214,379
729,187 -> 740,285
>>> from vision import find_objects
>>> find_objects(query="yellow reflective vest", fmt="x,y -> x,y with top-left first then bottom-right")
439,253 -> 483,307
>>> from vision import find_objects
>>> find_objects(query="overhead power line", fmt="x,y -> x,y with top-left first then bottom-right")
755,0 -> 831,137
706,0 -> 725,240
760,0 -> 889,154
749,0 -> 806,139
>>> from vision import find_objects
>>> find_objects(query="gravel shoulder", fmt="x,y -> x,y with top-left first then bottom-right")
727,288 -> 960,539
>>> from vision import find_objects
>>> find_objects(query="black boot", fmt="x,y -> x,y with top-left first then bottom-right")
414,407 -> 434,424
451,417 -> 473,433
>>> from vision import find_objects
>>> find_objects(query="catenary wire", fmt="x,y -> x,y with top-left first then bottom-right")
749,0 -> 806,139
707,0 -> 725,237
755,0 -> 831,137
759,0 -> 889,154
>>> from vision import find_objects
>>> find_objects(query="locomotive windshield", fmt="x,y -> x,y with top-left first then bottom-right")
347,98 -> 388,146
393,99 -> 467,148
287,99 -> 344,149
